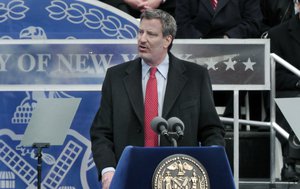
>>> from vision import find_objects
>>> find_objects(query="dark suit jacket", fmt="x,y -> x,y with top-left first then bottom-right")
100,0 -> 175,18
90,53 -> 225,176
175,0 -> 262,38
260,0 -> 295,32
268,14 -> 300,91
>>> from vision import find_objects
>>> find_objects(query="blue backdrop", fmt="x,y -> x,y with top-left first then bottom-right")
0,0 -> 138,188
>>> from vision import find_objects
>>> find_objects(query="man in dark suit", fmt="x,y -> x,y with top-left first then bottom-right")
260,0 -> 295,34
268,1 -> 300,180
175,0 -> 264,124
90,9 -> 225,189
268,4 -> 300,92
99,0 -> 175,18
175,0 -> 262,39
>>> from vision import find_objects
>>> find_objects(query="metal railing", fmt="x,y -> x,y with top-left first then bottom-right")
220,53 -> 300,188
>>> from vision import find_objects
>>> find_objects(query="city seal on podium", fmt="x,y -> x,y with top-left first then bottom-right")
152,154 -> 210,189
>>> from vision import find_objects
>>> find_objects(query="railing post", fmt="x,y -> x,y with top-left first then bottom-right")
270,56 -> 276,187
233,90 -> 240,189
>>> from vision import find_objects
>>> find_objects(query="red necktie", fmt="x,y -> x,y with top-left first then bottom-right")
211,0 -> 218,9
144,67 -> 158,147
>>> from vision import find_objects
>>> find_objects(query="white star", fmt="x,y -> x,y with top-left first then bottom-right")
243,58 -> 256,71
224,58 -> 237,71
205,58 -> 218,70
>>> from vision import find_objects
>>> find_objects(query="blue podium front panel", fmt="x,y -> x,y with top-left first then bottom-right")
111,146 -> 236,189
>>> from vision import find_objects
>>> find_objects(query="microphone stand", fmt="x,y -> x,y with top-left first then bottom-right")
33,143 -> 50,189
170,137 -> 177,147
162,134 -> 178,147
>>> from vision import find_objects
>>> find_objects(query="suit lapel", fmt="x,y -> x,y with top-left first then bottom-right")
288,16 -> 300,46
201,0 -> 214,16
123,59 -> 144,126
201,0 -> 230,16
123,55 -> 189,124
162,54 -> 188,117
215,0 -> 229,14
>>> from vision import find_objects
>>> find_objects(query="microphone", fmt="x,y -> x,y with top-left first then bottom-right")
151,117 -> 169,136
167,117 -> 185,140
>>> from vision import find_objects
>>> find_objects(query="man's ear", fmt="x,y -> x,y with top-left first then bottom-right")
163,35 -> 173,49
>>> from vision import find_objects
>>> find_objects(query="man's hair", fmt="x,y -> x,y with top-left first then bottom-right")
140,9 -> 177,38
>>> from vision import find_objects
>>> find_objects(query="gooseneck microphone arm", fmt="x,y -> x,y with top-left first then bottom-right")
170,138 -> 177,147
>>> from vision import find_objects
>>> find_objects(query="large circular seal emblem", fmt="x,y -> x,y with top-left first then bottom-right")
152,154 -> 210,189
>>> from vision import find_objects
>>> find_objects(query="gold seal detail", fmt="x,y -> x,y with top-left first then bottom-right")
152,154 -> 210,189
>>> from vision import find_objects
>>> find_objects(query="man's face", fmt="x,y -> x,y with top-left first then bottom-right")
295,0 -> 300,15
138,18 -> 172,66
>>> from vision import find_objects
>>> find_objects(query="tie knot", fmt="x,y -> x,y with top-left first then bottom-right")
150,67 -> 157,77
211,0 -> 218,9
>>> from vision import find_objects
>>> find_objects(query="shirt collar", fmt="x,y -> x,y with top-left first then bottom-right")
142,54 -> 169,79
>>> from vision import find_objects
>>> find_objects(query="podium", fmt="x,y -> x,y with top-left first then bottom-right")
110,146 -> 235,189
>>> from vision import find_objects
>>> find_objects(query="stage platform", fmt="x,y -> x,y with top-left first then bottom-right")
226,131 -> 300,188
240,180 -> 300,189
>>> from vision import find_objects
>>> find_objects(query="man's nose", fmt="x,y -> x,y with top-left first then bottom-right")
139,33 -> 147,42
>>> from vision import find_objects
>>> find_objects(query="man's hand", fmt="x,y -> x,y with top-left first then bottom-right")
124,0 -> 148,12
145,0 -> 162,9
102,171 -> 115,189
